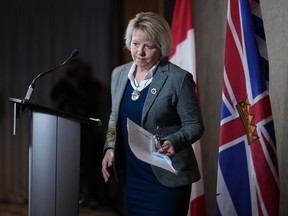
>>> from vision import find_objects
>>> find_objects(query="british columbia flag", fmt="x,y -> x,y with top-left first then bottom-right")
216,0 -> 279,215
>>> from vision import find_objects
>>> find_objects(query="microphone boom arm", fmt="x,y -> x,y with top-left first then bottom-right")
24,49 -> 79,101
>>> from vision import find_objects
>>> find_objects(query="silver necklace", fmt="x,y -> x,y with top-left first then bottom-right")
131,77 -> 140,101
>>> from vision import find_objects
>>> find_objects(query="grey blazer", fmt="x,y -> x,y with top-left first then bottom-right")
104,59 -> 204,188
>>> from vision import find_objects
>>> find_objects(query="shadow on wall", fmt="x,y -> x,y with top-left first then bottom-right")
50,58 -> 124,213
0,91 -> 3,120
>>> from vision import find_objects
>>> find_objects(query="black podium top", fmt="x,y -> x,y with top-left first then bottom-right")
9,97 -> 101,126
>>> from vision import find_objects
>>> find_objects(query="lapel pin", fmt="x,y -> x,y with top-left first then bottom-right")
151,88 -> 156,94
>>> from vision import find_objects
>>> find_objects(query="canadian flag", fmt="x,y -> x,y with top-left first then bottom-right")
169,0 -> 206,215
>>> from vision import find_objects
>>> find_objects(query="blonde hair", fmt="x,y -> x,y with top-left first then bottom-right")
124,12 -> 173,58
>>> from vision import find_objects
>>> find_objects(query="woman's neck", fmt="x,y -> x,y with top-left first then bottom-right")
134,67 -> 150,84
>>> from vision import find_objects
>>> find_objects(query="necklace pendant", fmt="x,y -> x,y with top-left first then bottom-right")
131,90 -> 140,101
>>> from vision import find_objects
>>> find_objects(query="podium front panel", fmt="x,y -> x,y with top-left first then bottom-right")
29,111 -> 80,216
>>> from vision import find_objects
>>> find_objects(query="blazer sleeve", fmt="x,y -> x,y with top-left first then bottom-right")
164,72 -> 204,152
103,63 -> 131,152
103,69 -> 118,152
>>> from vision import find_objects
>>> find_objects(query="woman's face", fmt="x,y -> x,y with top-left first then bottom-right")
130,29 -> 161,71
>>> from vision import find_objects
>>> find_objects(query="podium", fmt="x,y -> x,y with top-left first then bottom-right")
9,98 -> 101,216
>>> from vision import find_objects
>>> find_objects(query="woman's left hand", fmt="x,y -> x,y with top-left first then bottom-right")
157,140 -> 175,158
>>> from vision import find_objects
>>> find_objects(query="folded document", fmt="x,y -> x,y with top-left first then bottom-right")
127,118 -> 178,175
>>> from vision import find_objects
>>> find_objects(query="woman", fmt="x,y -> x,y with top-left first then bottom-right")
102,12 -> 204,216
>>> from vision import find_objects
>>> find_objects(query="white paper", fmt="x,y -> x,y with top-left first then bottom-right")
127,118 -> 178,175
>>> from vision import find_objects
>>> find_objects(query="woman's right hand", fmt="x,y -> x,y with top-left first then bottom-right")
101,148 -> 114,182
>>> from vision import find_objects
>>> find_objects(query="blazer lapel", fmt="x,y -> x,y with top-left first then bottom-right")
142,62 -> 169,124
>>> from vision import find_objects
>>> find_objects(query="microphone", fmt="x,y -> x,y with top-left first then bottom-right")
24,49 -> 79,101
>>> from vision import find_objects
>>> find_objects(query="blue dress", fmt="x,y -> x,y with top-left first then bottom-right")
119,82 -> 191,216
